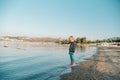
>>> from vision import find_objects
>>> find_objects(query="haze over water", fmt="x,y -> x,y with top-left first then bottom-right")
0,41 -> 97,80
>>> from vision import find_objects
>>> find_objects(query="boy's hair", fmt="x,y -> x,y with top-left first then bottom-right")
69,36 -> 75,42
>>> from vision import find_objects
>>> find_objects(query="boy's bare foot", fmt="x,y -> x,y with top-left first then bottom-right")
69,61 -> 74,67
69,64 -> 73,67
69,64 -> 74,67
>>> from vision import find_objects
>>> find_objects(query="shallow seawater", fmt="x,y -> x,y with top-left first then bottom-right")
0,41 -> 97,80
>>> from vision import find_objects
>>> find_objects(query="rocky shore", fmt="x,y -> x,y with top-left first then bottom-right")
61,47 -> 120,80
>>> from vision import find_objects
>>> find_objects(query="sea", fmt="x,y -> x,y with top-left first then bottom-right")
0,41 -> 97,80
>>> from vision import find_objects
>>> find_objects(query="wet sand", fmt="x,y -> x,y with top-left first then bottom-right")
61,47 -> 120,80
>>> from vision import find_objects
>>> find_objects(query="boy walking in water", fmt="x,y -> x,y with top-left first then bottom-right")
69,36 -> 76,67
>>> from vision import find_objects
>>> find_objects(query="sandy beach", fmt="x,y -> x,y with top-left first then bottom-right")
61,47 -> 120,80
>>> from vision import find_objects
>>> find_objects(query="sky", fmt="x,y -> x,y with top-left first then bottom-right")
0,0 -> 120,40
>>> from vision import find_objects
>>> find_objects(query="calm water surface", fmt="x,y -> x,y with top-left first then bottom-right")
0,41 -> 97,80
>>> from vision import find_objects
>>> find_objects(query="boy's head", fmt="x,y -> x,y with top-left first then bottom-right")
69,36 -> 75,42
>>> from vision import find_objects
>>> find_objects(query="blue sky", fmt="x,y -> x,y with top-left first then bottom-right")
0,0 -> 120,40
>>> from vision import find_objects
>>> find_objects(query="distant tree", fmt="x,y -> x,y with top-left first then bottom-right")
114,37 -> 120,42
81,37 -> 87,44
105,37 -> 120,42
91,41 -> 96,43
61,39 -> 69,44
95,40 -> 101,43
87,40 -> 92,44
76,37 -> 81,43
107,39 -> 112,42
101,39 -> 107,42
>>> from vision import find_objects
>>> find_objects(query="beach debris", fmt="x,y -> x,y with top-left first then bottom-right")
4,45 -> 8,48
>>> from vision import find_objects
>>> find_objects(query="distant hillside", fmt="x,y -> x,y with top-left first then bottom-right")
1,36 -> 60,42
29,37 -> 59,42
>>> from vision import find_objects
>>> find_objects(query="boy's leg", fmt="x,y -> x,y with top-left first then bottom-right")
69,52 -> 74,65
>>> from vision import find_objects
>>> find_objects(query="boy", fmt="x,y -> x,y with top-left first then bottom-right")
69,36 -> 76,67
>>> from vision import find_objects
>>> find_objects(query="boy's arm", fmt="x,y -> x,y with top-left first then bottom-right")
71,42 -> 75,53
69,42 -> 76,53
73,43 -> 75,53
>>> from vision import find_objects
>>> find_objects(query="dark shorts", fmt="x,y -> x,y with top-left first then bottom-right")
69,52 -> 74,61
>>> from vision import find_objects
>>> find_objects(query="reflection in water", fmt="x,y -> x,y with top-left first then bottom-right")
0,41 -> 97,80
80,46 -> 86,53
76,45 -> 86,53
